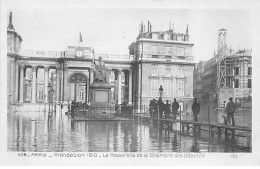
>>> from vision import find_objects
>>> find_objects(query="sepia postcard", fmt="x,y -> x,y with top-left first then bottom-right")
0,0 -> 260,166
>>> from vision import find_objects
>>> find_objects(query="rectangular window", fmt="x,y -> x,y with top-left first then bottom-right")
178,47 -> 185,56
39,91 -> 44,100
165,47 -> 172,55
234,67 -> 239,75
166,67 -> 171,75
235,79 -> 239,88
164,80 -> 171,96
178,80 -> 185,96
248,79 -> 252,88
248,67 -> 252,75
172,46 -> 177,55
165,55 -> 172,59
151,79 -> 159,96
152,55 -> 159,58
151,65 -> 158,75
178,56 -> 185,60
151,45 -> 159,54
178,67 -> 184,76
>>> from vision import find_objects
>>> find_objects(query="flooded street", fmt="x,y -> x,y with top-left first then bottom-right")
8,108 -> 251,152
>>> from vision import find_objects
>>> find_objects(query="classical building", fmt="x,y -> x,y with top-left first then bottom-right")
7,13 -> 195,113
129,21 -> 195,113
7,12 -> 133,108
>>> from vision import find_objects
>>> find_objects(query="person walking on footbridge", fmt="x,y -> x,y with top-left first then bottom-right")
192,98 -> 200,122
225,98 -> 236,126
172,98 -> 179,120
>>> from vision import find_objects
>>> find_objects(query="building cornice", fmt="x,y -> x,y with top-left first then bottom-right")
20,57 -> 59,62
138,60 -> 195,66
137,38 -> 194,46
18,56 -> 134,65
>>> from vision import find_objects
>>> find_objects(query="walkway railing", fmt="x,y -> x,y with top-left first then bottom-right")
208,106 -> 252,127
71,105 -> 116,120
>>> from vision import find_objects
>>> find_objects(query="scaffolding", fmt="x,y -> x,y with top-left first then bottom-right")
216,29 -> 228,106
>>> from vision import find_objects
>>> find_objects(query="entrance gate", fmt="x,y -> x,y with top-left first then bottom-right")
69,73 -> 88,103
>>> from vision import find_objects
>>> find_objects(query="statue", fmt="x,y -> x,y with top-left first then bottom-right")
93,56 -> 109,82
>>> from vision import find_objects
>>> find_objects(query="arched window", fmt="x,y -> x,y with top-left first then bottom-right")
70,73 -> 88,83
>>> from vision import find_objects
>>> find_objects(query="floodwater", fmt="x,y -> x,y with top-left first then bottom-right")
8,107 -> 251,152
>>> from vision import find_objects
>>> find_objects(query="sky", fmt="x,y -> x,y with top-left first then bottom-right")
5,0 -> 253,62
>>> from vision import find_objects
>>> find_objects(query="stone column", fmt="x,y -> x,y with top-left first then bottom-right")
19,65 -> 24,103
10,58 -> 15,104
138,65 -> 142,107
15,63 -> 19,103
128,69 -> 133,104
44,66 -> 49,103
31,66 -> 37,103
118,69 -> 122,104
60,66 -> 64,101
90,68 -> 94,84
56,67 -> 60,102
63,67 -> 69,101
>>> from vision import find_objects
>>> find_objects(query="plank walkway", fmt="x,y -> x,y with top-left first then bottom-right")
133,113 -> 251,132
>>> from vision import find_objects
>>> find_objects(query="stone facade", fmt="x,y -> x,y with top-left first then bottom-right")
129,22 -> 195,113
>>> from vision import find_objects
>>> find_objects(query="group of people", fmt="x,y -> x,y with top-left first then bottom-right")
149,98 -> 173,119
148,98 -> 201,121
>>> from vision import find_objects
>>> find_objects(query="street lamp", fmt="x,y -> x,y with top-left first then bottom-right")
47,82 -> 53,113
159,85 -> 163,99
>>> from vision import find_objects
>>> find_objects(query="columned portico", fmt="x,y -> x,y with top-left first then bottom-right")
56,67 -> 61,102
31,66 -> 37,103
44,66 -> 49,103
10,58 -> 15,103
128,69 -> 132,104
117,69 -> 122,104
15,63 -> 19,103
19,65 -> 24,103
64,67 -> 69,101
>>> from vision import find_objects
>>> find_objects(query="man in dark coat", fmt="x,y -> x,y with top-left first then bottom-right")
164,100 -> 171,118
157,98 -> 164,118
192,98 -> 200,122
225,98 -> 236,126
172,98 -> 179,119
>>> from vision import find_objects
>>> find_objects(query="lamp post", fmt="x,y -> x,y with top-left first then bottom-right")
159,85 -> 163,99
47,82 -> 52,113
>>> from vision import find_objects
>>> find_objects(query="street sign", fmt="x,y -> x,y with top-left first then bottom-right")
234,88 -> 251,97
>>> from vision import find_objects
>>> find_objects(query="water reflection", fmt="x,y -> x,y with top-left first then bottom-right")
8,110 -> 251,152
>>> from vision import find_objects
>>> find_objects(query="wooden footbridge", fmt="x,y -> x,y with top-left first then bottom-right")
133,113 -> 251,140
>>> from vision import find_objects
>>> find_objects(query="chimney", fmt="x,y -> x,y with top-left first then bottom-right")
186,25 -> 189,35
148,20 -> 150,32
184,25 -> 189,41
8,12 -> 14,29
150,24 -> 152,32
141,21 -> 143,33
